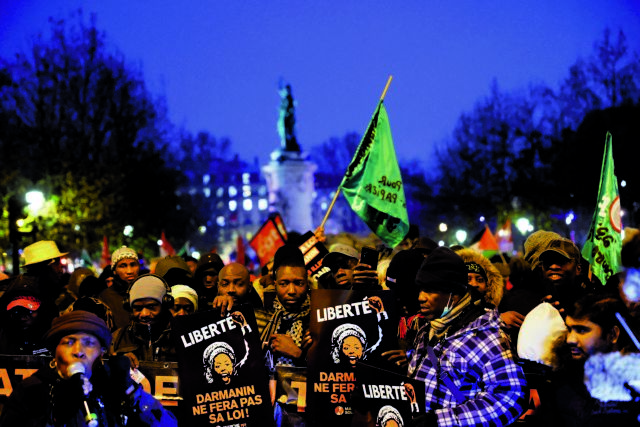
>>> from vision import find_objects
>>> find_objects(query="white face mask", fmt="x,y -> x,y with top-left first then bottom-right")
440,293 -> 453,318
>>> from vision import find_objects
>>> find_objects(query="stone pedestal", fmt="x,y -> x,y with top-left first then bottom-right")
262,150 -> 317,234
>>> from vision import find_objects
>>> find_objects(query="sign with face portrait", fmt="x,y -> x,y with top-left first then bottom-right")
172,305 -> 273,427
354,363 -> 425,427
307,289 -> 400,426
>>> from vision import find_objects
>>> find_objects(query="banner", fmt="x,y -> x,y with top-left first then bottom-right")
172,305 -> 273,427
354,363 -> 425,426
249,214 -> 288,267
297,230 -> 329,280
307,289 -> 400,426
582,132 -> 622,285
340,101 -> 409,248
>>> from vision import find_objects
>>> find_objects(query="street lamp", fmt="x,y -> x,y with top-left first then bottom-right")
26,191 -> 45,213
455,230 -> 468,244
516,218 -> 533,235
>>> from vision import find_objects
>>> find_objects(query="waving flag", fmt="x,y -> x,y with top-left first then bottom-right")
495,218 -> 514,254
582,132 -> 622,285
470,224 -> 499,258
160,230 -> 176,257
340,101 -> 409,247
101,235 -> 111,268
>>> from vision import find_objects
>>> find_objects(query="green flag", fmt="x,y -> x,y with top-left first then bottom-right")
340,101 -> 409,247
582,132 -> 622,285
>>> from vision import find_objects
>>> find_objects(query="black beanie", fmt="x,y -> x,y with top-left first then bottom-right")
415,246 -> 468,294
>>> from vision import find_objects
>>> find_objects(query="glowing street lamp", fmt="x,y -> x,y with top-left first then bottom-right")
439,223 -> 448,232
25,190 -> 45,214
455,230 -> 468,244
516,218 -> 533,235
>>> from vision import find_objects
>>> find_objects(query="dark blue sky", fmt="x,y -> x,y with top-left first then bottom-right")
2,0 -> 639,169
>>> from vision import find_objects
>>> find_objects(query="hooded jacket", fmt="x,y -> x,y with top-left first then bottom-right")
455,248 -> 505,307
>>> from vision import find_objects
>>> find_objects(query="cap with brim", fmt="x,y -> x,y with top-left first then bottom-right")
22,241 -> 68,267
322,243 -> 359,270
540,238 -> 581,264
45,310 -> 112,350
7,296 -> 41,311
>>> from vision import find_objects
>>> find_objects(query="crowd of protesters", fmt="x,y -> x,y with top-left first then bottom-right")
0,224 -> 639,426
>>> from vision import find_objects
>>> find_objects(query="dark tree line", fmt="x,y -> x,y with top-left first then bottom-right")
431,29 -> 640,242
0,11 -> 199,261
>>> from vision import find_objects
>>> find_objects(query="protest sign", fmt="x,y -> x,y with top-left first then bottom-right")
297,230 -> 329,280
307,289 -> 400,426
172,305 -> 273,427
249,214 -> 287,267
353,362 -> 424,426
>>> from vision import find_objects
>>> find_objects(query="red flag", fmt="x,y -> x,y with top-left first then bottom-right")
249,215 -> 287,267
101,235 -> 111,268
236,235 -> 246,265
160,230 -> 176,257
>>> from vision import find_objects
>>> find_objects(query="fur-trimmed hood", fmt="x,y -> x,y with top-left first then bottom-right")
455,248 -> 505,306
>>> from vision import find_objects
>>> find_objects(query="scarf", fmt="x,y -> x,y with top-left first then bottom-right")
260,295 -> 311,366
428,292 -> 472,342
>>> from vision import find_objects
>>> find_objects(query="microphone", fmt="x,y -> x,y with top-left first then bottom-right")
68,363 -> 99,427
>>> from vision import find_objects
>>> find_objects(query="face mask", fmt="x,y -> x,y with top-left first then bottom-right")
440,293 -> 453,318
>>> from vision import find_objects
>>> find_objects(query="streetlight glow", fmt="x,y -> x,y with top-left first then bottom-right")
439,223 -> 448,232
25,190 -> 45,213
455,230 -> 467,244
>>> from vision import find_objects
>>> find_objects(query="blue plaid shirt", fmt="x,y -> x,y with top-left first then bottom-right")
408,308 -> 527,426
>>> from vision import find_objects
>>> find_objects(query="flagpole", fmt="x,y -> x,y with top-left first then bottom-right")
317,75 -> 394,232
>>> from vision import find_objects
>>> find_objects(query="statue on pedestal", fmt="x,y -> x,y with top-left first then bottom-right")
277,81 -> 301,152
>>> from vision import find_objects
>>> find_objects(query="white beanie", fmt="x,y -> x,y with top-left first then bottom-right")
171,285 -> 198,311
111,246 -> 138,269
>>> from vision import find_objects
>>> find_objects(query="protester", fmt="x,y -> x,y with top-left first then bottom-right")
212,262 -> 263,313
320,243 -> 380,290
183,255 -> 199,274
0,310 -> 177,426
55,266 -> 95,313
193,252 -> 225,311
406,246 -> 526,426
155,255 -> 194,288
257,244 -> 312,367
544,293 -> 638,425
98,246 -> 140,330
169,284 -> 199,317
0,274 -> 58,355
64,296 -> 117,331
22,240 -> 70,302
110,274 -> 175,367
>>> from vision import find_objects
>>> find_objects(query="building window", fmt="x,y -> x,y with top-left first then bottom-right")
203,174 -> 210,185
229,200 -> 237,211
258,199 -> 268,211
228,186 -> 238,197
243,199 -> 253,211
204,187 -> 211,198
242,185 -> 251,198
242,173 -> 250,184
216,216 -> 225,227
216,187 -> 224,197
259,186 -> 267,196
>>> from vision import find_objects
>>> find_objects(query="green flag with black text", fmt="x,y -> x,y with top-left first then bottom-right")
340,101 -> 409,247
582,132 -> 622,285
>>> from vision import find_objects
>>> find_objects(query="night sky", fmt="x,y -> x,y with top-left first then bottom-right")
2,0 -> 639,169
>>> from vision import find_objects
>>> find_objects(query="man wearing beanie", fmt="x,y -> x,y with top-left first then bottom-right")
98,245 -> 141,330
110,274 -> 176,368
0,310 -> 177,426
407,247 -> 526,426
